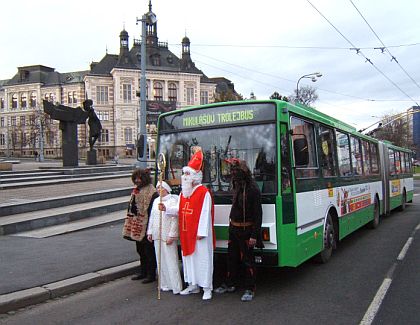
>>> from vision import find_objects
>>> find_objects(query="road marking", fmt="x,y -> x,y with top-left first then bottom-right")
360,222 -> 420,325
397,237 -> 413,260
360,278 -> 392,325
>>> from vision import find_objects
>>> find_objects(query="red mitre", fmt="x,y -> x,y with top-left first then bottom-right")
188,146 -> 203,172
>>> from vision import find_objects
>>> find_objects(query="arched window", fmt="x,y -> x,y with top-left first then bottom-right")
20,93 -> 27,108
30,92 -> 37,108
168,83 -> 177,102
12,94 -> 18,109
153,82 -> 163,101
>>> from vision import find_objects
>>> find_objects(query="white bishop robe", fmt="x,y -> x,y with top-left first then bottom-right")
147,194 -> 182,294
166,185 -> 214,290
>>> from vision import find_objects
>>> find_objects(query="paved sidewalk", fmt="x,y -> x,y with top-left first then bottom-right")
0,224 -> 140,313
0,158 -> 141,314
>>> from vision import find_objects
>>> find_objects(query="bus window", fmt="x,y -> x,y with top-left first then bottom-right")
404,152 -> 411,173
370,143 -> 379,174
395,151 -> 401,174
319,125 -> 337,177
336,131 -> 351,176
350,136 -> 363,176
280,123 -> 292,193
400,152 -> 406,174
158,123 -> 276,194
389,149 -> 396,175
361,140 -> 371,175
291,116 -> 318,178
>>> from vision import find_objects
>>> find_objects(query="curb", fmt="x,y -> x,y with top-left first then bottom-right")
0,261 -> 138,314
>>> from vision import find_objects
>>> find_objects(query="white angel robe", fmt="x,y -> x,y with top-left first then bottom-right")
167,186 -> 214,290
147,194 -> 182,294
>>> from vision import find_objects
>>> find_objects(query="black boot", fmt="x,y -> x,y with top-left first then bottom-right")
131,273 -> 147,280
142,275 -> 156,284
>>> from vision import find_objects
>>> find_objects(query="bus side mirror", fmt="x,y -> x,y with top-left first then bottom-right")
137,134 -> 145,159
293,138 -> 309,166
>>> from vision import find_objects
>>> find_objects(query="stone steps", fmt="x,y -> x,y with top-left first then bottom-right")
0,173 -> 132,189
0,196 -> 128,236
12,210 -> 126,238
0,187 -> 131,217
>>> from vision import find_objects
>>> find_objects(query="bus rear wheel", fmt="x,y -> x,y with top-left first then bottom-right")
316,213 -> 336,264
398,190 -> 406,211
368,198 -> 380,229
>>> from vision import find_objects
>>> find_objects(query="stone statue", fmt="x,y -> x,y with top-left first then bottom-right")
83,99 -> 102,150
43,100 -> 88,167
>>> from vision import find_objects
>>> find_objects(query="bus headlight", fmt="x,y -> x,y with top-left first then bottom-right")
262,227 -> 270,241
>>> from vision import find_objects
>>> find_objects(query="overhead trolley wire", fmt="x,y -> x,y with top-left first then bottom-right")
305,0 -> 420,107
349,0 -> 420,91
192,50 -> 419,103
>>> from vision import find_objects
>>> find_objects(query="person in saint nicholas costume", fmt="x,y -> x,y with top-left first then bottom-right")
147,181 -> 183,294
159,146 -> 215,300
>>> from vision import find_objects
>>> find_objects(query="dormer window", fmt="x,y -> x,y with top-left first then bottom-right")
167,55 -> 173,64
152,54 -> 161,66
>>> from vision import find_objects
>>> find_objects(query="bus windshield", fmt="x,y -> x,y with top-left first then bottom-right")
158,123 -> 277,194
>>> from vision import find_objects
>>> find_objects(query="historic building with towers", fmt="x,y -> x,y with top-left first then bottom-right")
0,1 -> 239,161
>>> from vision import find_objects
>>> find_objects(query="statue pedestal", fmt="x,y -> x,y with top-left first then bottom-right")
86,150 -> 97,165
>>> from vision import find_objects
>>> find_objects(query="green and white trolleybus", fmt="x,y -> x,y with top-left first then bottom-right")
156,100 -> 414,267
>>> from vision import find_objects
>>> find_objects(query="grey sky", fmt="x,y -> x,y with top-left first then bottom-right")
1,0 -> 419,131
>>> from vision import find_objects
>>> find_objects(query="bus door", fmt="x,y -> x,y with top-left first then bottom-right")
278,123 -> 297,265
378,142 -> 390,215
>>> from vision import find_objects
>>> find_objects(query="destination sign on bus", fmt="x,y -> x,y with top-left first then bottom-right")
159,103 -> 276,131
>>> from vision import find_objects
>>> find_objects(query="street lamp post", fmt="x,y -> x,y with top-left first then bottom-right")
296,72 -> 322,102
37,104 -> 45,162
135,11 -> 156,169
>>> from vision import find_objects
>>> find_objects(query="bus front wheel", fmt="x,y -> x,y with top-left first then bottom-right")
316,213 -> 336,264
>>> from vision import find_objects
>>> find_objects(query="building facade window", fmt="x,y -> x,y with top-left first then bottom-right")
68,91 -> 77,104
0,134 -> 5,146
0,117 -> 4,127
11,117 -> 16,126
46,131 -> 55,145
20,93 -> 27,108
186,87 -> 194,105
0,97 -> 4,109
29,114 -> 36,126
12,94 -> 18,109
99,129 -> 109,143
123,84 -> 132,103
20,116 -> 25,126
97,111 -> 110,121
200,90 -> 209,105
44,93 -> 54,102
168,83 -> 177,102
96,86 -> 109,104
124,127 -> 132,143
153,82 -> 163,101
30,92 -> 37,108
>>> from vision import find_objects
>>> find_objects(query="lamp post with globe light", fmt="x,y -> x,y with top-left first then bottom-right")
135,9 -> 157,168
296,72 -> 322,103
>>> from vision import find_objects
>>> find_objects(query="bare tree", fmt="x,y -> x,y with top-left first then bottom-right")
290,85 -> 319,107
369,113 -> 414,149
214,89 -> 243,102
270,91 -> 289,101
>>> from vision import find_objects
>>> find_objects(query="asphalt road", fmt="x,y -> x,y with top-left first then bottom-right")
1,182 -> 418,325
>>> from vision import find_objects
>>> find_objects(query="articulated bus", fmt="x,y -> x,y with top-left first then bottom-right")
156,100 -> 414,267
